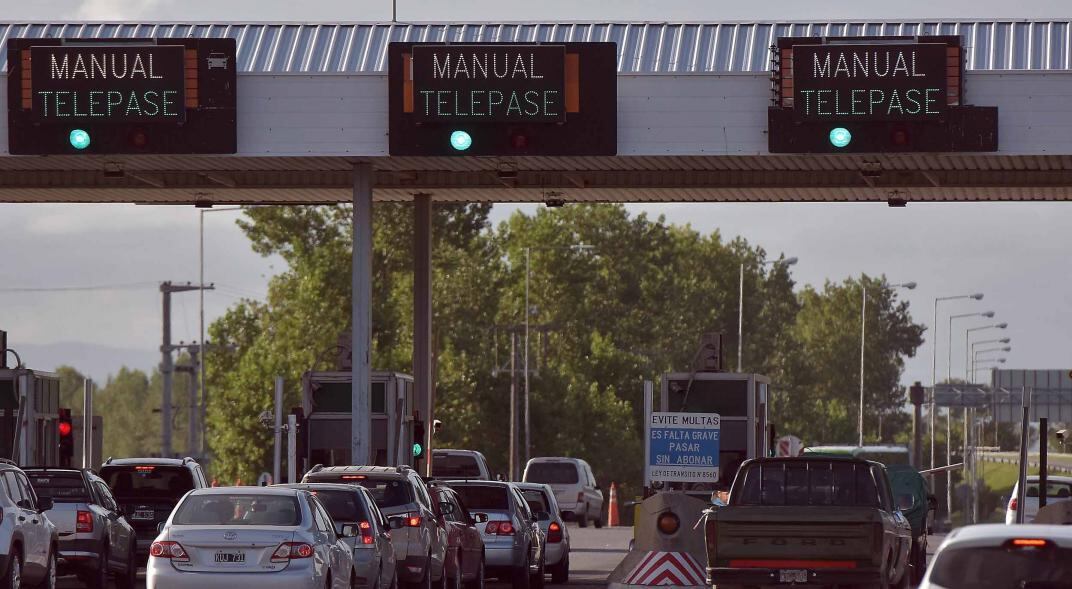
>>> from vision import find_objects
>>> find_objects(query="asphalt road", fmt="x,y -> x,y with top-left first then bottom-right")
57,523 -> 633,589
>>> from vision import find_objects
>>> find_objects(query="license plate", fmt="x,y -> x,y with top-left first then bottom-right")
214,552 -> 245,564
778,569 -> 808,583
131,510 -> 154,521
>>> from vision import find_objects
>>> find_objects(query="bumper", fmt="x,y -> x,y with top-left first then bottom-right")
543,541 -> 567,567
485,545 -> 524,571
558,502 -> 581,518
57,537 -> 102,571
708,567 -> 883,587
398,552 -> 430,583
147,561 -> 325,589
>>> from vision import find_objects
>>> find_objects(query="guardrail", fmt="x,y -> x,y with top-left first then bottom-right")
978,453 -> 1072,475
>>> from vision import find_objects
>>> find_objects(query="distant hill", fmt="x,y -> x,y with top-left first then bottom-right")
13,341 -> 158,383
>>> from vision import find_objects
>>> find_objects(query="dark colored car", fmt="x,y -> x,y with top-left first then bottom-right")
25,467 -> 137,589
429,484 -> 485,589
886,464 -> 937,584
99,457 -> 208,560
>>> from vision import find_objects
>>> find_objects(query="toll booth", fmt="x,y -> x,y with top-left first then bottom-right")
659,371 -> 770,490
0,368 -> 60,466
300,371 -> 414,473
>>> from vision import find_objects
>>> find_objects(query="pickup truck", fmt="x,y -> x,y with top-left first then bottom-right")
24,467 -> 138,589
704,456 -> 912,589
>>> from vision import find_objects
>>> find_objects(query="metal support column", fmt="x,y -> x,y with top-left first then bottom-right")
82,379 -> 93,469
1015,387 -> 1030,523
510,332 -> 518,481
274,376 -> 283,485
161,284 -> 173,458
351,163 -> 373,466
414,194 -> 433,476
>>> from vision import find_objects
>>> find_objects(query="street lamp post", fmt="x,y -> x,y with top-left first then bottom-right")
930,294 -> 983,469
945,310 -> 994,521
959,321 -> 1007,526
973,347 -> 1011,379
965,323 -> 1008,382
860,280 -> 916,447
737,257 -> 797,372
971,339 -> 1010,381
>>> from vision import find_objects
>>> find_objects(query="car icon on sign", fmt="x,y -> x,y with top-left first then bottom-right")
206,52 -> 229,69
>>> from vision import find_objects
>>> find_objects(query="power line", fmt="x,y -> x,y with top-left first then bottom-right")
0,281 -> 157,293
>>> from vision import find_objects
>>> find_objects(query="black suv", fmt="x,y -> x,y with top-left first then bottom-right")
0,459 -> 58,589
98,457 -> 208,560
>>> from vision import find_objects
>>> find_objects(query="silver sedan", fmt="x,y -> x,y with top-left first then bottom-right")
146,487 -> 355,589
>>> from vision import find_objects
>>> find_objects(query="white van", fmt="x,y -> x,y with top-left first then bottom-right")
432,449 -> 493,480
522,457 -> 604,527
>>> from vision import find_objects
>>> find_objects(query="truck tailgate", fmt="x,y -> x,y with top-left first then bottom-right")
709,506 -> 881,565
44,502 -> 85,536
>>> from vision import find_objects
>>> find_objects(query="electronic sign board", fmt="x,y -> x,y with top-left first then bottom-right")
389,42 -> 616,156
8,38 -> 237,154
768,36 -> 998,153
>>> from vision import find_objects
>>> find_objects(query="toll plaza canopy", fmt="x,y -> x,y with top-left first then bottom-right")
3,19 -> 1072,204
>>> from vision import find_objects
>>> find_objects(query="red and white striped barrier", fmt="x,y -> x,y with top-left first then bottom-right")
621,551 -> 706,587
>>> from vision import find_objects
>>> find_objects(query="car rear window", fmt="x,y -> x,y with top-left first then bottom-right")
452,485 -> 510,511
100,465 -> 194,500
173,494 -> 302,526
307,475 -> 415,509
930,545 -> 1072,588
1026,482 -> 1072,499
521,489 -> 550,514
311,490 -> 369,523
733,461 -> 882,507
26,472 -> 89,502
433,453 -> 482,478
525,463 -> 579,485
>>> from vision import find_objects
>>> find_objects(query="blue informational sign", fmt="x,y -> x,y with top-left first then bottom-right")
646,412 -> 720,483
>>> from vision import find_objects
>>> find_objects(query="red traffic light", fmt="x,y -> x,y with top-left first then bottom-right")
58,421 -> 73,437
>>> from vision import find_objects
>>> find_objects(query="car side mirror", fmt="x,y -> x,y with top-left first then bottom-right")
36,497 -> 53,513
535,511 -> 552,522
439,501 -> 456,516
387,517 -> 405,530
339,523 -> 360,538
471,512 -> 489,524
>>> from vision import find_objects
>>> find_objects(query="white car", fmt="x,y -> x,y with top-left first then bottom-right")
920,523 -> 1072,588
522,458 -> 603,528
147,487 -> 355,589
1004,475 -> 1072,524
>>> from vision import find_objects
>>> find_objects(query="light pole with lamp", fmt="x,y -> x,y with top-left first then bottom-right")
959,321 -> 1007,525
965,323 -> 1008,383
973,347 -> 1010,379
971,339 -> 1010,381
738,257 -> 797,372
860,280 -> 916,446
945,310 -> 994,519
930,293 -> 984,469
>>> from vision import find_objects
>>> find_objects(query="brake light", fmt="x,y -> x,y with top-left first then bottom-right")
135,466 -> 155,472
486,521 -> 515,535
149,541 -> 189,561
341,475 -> 367,481
1009,498 -> 1018,511
577,493 -> 584,503
76,510 -> 93,533
271,542 -> 314,561
405,514 -> 422,527
547,522 -> 563,543
1011,538 -> 1049,547
360,521 -> 374,545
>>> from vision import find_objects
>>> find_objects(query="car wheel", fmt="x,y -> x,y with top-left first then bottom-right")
550,553 -> 569,585
115,544 -> 137,589
351,570 -> 361,589
910,542 -> 927,585
3,547 -> 21,589
464,556 -> 484,589
38,549 -> 55,589
577,506 -> 588,528
593,508 -> 604,529
88,544 -> 109,589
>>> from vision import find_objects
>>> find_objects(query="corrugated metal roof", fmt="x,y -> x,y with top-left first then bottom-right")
2,20 -> 1072,74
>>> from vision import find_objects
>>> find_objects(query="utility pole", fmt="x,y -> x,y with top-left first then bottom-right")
509,332 -> 518,481
160,281 -> 213,458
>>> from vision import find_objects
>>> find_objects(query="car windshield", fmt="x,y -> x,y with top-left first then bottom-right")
433,453 -> 482,478
525,463 -> 579,485
26,472 -> 89,502
172,494 -> 302,526
734,461 -> 881,507
521,489 -> 550,514
452,485 -> 510,510
100,465 -> 194,500
929,545 -> 1072,588
310,489 -> 369,524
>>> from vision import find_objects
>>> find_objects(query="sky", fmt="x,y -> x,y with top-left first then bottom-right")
2,0 -> 1071,389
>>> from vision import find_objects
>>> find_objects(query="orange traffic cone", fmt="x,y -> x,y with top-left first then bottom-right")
607,482 -> 620,527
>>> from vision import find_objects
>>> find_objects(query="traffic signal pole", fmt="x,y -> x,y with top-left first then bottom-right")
82,379 -> 93,469
160,281 -> 210,458
414,194 -> 433,475
351,164 -> 373,467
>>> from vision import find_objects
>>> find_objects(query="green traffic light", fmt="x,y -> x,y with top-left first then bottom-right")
412,443 -> 424,457
69,129 -> 91,150
450,130 -> 472,151
829,127 -> 852,148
